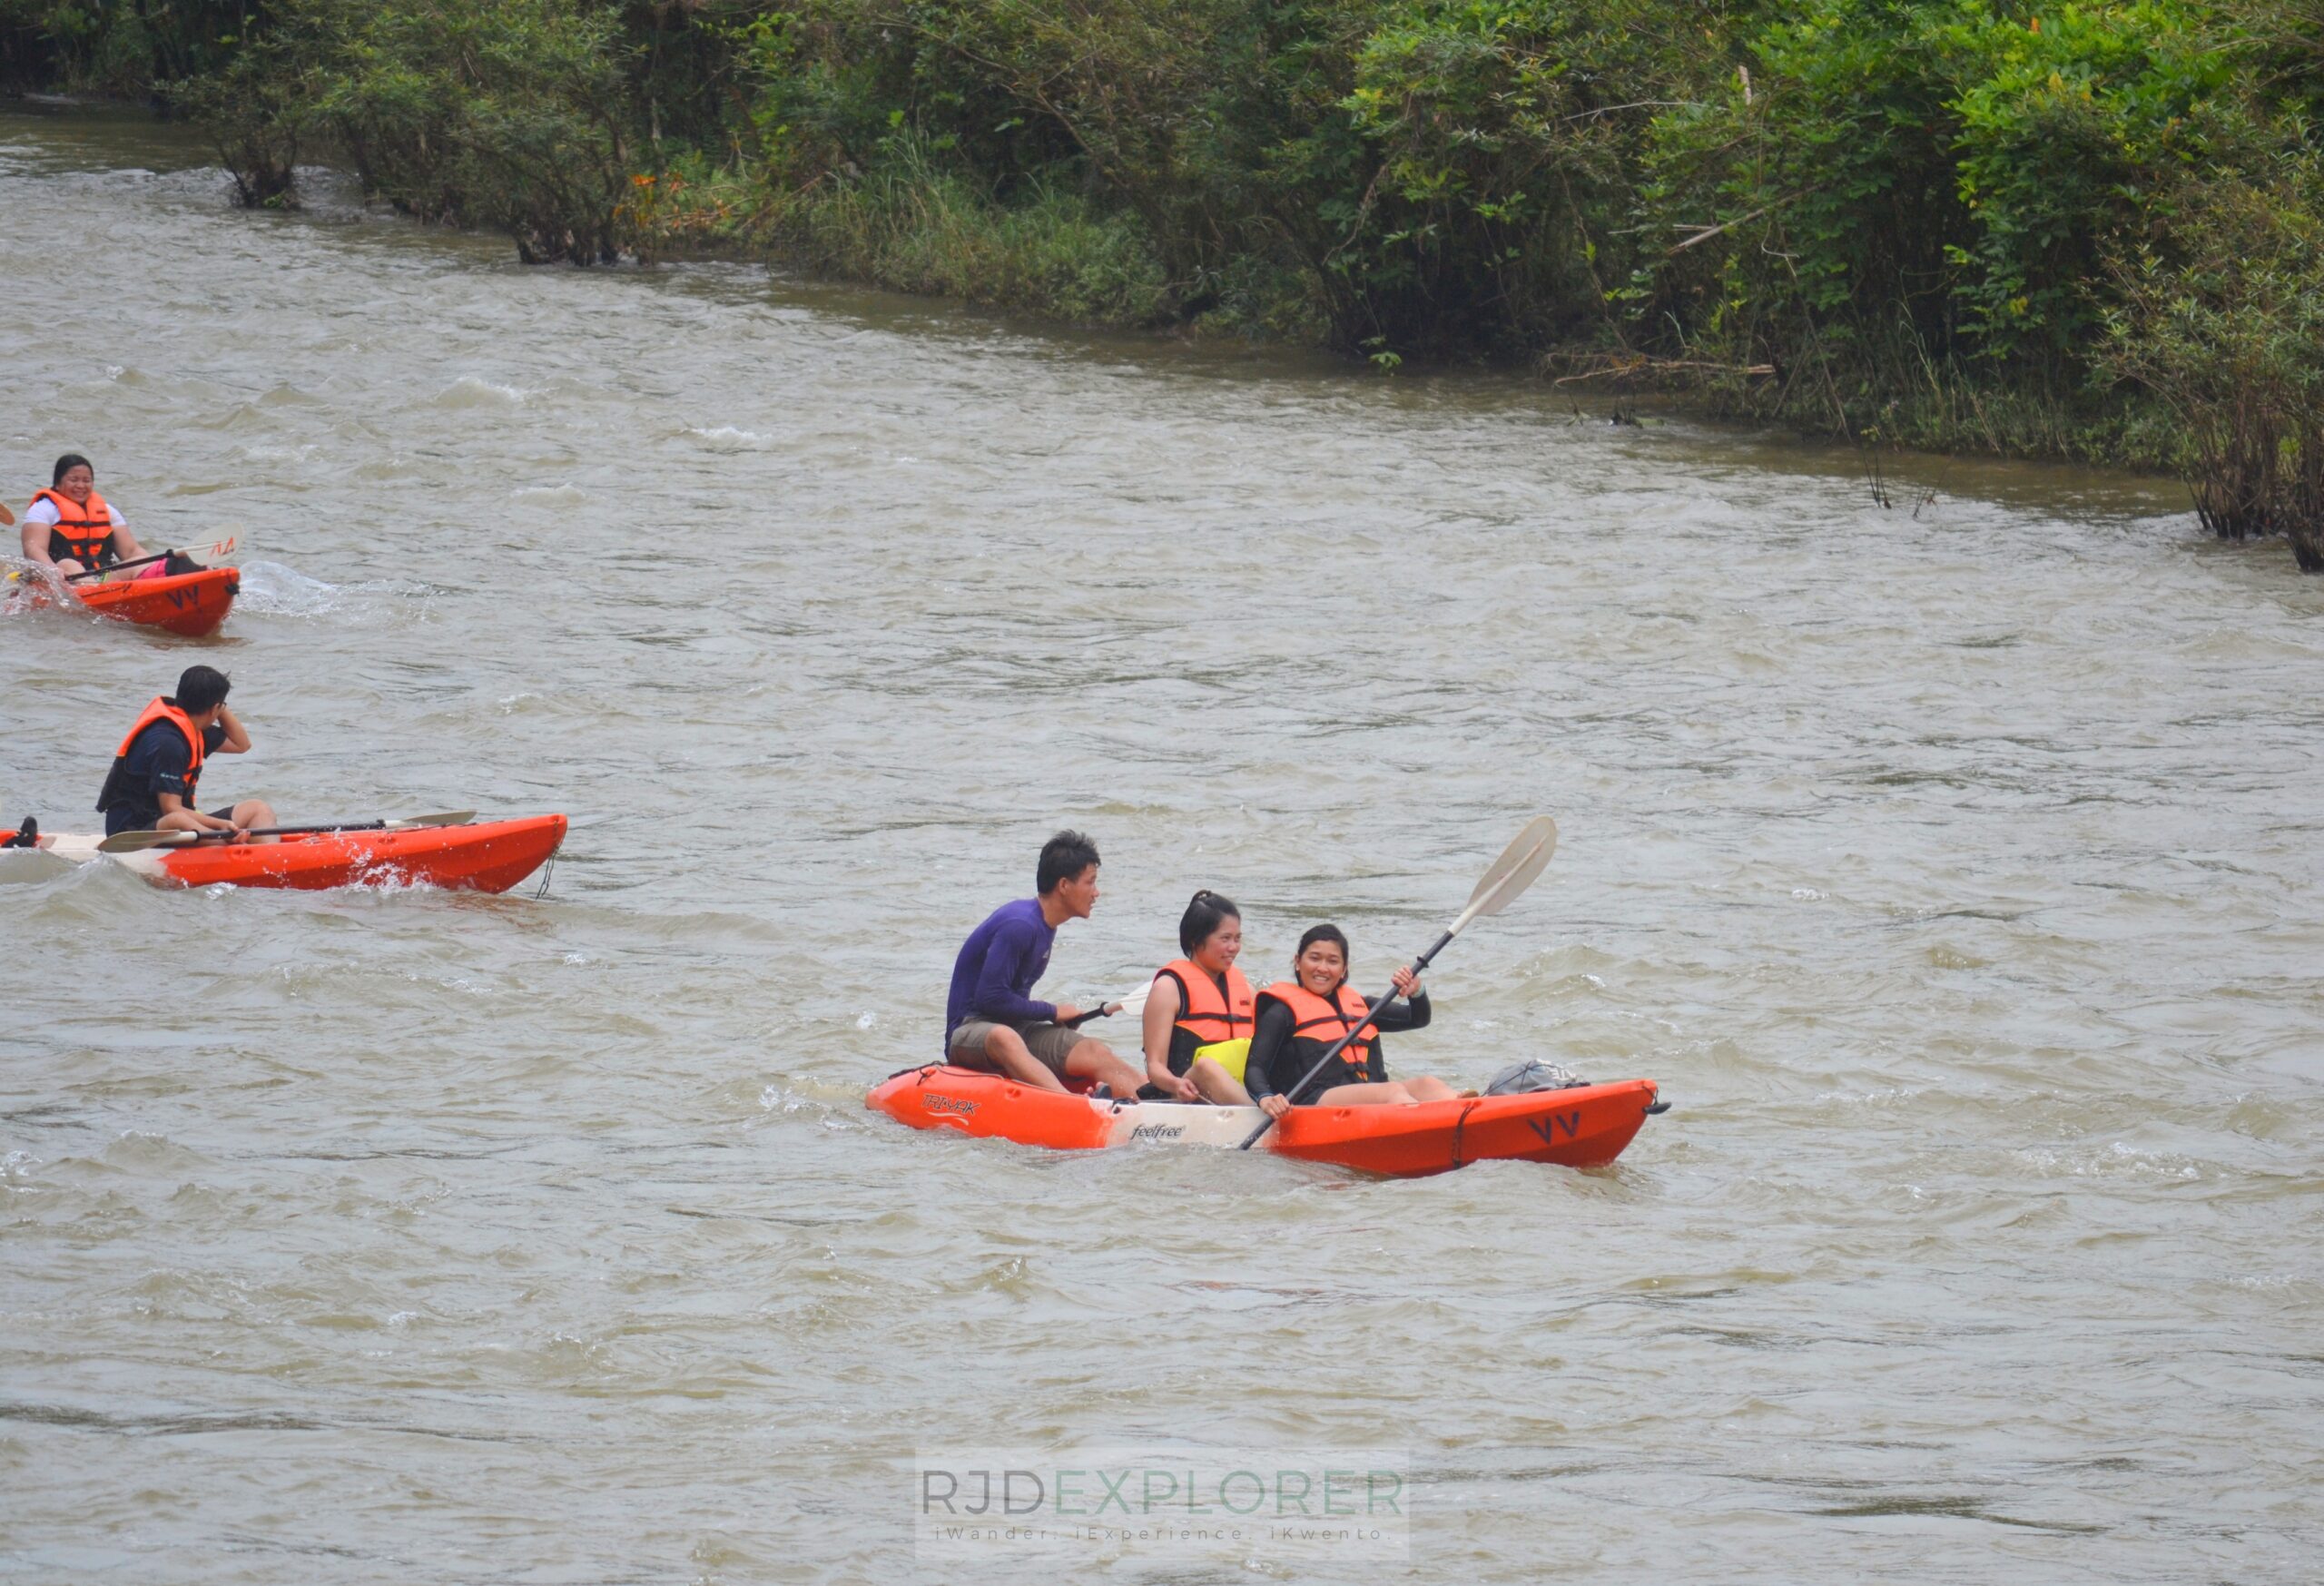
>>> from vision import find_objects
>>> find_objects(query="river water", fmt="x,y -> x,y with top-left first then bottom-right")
2,107 -> 2319,1584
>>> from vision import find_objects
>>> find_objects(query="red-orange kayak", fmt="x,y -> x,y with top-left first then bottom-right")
17,814 -> 566,893
72,566 -> 240,636
865,1064 -> 1662,1177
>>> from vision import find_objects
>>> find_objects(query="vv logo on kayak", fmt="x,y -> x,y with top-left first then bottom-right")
1523,1112 -> 1583,1145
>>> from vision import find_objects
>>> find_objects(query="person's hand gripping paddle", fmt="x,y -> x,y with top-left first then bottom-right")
1238,815 -> 1559,1148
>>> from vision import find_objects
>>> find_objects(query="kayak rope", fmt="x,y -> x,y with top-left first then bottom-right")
531,851 -> 556,899
1449,1099 -> 1479,1171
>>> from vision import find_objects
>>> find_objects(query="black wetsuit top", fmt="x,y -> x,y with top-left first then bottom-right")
1243,989 -> 1433,1106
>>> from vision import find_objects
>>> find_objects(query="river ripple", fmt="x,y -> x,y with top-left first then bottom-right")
2,108 -> 2319,1584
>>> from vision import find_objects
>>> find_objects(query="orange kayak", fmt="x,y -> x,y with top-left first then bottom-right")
17,814 -> 566,892
72,566 -> 241,636
865,1064 -> 1663,1177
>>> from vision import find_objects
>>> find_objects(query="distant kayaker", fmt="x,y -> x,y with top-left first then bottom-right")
1244,924 -> 1456,1117
96,665 -> 276,838
1137,889 -> 1258,1105
942,830 -> 1147,1098
19,454 -> 152,582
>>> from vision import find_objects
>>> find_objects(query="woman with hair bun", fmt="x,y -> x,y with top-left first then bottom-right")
1137,889 -> 1259,1105
1244,923 -> 1455,1119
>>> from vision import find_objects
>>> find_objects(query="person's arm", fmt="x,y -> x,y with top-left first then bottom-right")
212,704 -> 251,754
968,919 -> 1058,1025
20,506 -> 59,571
1141,973 -> 1196,1098
1245,998 -> 1295,1115
1361,990 -> 1431,1035
1360,971 -> 1428,1082
107,509 -> 147,564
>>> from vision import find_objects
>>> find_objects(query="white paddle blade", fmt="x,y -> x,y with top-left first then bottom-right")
1454,815 -> 1559,929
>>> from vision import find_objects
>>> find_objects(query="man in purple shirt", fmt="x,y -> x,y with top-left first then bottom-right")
943,830 -> 1146,1097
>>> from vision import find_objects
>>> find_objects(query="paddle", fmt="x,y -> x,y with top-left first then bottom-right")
1237,815 -> 1560,1149
64,535 -> 239,583
6,535 -> 239,585
1062,982 -> 1154,1029
99,811 -> 477,854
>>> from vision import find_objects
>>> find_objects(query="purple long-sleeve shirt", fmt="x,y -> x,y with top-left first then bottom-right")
942,898 -> 1057,1052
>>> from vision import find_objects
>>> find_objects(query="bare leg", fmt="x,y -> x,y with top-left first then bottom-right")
1403,1076 -> 1458,1103
231,799 -> 276,830
980,1026 -> 1068,1093
1062,1038 -> 1145,1099
1313,1080 -> 1424,1108
1187,1057 -> 1252,1107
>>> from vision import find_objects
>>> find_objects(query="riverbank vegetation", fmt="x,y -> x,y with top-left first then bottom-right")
5,0 -> 2322,568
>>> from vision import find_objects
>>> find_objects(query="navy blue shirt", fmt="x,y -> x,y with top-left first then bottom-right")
942,898 -> 1057,1052
103,718 -> 226,835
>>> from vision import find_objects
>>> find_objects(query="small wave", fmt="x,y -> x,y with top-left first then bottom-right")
510,485 -> 586,507
683,424 -> 773,452
425,376 -> 529,409
231,559 -> 343,616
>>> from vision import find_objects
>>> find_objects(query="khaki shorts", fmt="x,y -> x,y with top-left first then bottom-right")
948,1019 -> 1083,1079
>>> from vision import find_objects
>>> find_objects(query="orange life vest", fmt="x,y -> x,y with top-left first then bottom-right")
1156,959 -> 1256,1046
1261,980 -> 1377,1075
33,487 -> 118,570
97,696 -> 205,811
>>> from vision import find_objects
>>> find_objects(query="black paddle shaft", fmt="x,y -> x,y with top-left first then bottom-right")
1237,926 -> 1455,1149
63,547 -> 181,582
176,819 -> 389,843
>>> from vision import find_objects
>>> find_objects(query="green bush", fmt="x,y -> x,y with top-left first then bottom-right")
175,0 -> 639,262
18,0 -> 2324,566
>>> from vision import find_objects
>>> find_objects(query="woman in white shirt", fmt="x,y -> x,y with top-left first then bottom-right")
20,453 -> 151,581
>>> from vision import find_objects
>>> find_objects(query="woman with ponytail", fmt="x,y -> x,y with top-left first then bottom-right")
1137,890 -> 1259,1104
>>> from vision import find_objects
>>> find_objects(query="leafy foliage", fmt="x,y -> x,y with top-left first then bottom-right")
25,0 -> 2324,566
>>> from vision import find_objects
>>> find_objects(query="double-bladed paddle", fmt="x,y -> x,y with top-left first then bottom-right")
1237,815 -> 1559,1148
98,811 -> 477,854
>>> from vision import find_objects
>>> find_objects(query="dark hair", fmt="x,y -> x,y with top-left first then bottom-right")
1178,889 -> 1241,954
1037,829 -> 1100,894
175,665 -> 231,714
53,453 -> 93,487
1295,923 -> 1350,970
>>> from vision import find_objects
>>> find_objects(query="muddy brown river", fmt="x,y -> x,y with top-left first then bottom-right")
3,107 -> 2319,1583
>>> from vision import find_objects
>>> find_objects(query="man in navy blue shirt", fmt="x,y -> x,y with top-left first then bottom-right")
95,665 -> 275,837
943,830 -> 1145,1097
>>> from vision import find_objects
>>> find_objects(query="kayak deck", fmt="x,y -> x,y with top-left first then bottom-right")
866,1064 -> 1662,1177
28,814 -> 566,893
